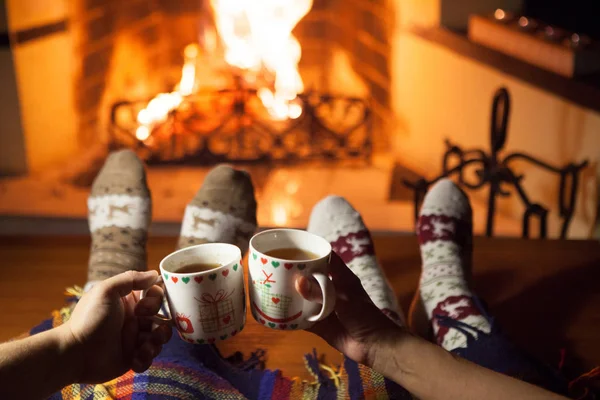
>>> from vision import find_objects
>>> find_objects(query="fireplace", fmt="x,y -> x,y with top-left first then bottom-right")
2,0 -> 595,238
1,0 -> 394,172
2,0 -> 426,235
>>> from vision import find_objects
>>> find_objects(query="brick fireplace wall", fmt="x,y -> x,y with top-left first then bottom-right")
73,0 -> 205,148
1,0 -> 208,174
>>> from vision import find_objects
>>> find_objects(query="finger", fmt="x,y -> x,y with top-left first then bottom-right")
295,275 -> 323,303
137,341 -> 157,363
135,289 -> 164,317
131,357 -> 153,373
131,289 -> 141,303
132,340 -> 160,372
122,293 -> 137,319
150,324 -> 172,345
135,285 -> 165,332
102,270 -> 158,298
121,318 -> 138,362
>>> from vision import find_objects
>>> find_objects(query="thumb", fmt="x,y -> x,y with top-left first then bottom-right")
295,275 -> 323,303
102,270 -> 158,297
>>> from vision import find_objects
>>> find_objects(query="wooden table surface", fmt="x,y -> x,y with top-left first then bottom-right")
0,235 -> 599,379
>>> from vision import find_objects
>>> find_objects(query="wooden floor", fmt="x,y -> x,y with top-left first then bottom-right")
0,235 -> 599,380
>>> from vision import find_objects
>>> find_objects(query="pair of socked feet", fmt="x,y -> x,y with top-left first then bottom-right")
87,150 -> 490,353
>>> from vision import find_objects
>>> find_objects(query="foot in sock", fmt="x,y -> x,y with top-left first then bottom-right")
417,179 -> 491,351
308,196 -> 404,325
178,165 -> 257,252
86,150 -> 151,289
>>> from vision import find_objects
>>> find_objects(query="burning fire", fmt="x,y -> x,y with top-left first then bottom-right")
135,44 -> 199,141
211,0 -> 312,120
136,0 -> 312,141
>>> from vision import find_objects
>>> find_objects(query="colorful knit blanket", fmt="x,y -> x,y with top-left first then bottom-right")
31,294 -> 410,400
23,290 -> 599,399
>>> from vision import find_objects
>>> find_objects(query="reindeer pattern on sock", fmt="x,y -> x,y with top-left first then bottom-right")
107,204 -> 133,220
87,195 -> 150,231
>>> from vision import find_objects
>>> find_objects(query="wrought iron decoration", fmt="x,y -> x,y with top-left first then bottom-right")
403,88 -> 588,239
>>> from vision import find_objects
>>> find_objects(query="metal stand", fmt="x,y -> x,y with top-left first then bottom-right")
109,78 -> 372,165
403,88 -> 588,239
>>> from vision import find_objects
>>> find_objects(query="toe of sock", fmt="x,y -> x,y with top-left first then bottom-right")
308,196 -> 364,238
92,150 -> 148,196
101,150 -> 146,177
420,179 -> 471,219
191,165 -> 257,223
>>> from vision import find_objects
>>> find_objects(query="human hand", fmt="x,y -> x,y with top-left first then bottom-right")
60,270 -> 172,383
296,253 -> 409,368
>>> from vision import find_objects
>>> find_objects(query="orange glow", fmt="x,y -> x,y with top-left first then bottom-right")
178,44 -> 199,96
272,204 -> 288,226
135,46 -> 200,141
135,2 -> 312,141
494,9 -> 506,20
135,126 -> 150,141
210,0 -> 312,120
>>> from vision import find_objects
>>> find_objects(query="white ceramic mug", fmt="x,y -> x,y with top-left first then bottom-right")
248,229 -> 335,330
153,243 -> 245,344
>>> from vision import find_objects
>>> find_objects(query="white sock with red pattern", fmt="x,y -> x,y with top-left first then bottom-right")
418,179 -> 491,351
308,196 -> 405,325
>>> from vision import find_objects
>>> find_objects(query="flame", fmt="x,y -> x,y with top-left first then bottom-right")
134,0 -> 313,142
211,0 -> 312,120
178,44 -> 199,96
135,44 -> 199,141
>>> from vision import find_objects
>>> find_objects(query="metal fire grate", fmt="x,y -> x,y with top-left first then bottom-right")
109,79 -> 372,165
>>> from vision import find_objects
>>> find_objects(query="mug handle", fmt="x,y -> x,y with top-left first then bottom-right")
306,271 -> 336,322
141,275 -> 173,325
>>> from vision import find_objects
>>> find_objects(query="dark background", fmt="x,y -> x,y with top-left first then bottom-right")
524,0 -> 599,40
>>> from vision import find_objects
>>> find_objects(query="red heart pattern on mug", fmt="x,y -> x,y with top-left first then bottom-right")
222,269 -> 229,277
223,315 -> 231,324
171,276 -> 179,283
194,276 -> 203,283
284,263 -> 294,270
271,297 -> 281,304
208,338 -> 216,344
259,318 -> 266,324
261,257 -> 268,265
279,324 -> 287,329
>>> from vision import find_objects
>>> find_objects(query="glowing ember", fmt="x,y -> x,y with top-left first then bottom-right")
211,0 -> 312,120
135,44 -> 199,141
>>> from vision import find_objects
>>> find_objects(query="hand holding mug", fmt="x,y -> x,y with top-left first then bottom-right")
248,229 -> 336,330
296,252 -> 403,366
148,243 -> 246,344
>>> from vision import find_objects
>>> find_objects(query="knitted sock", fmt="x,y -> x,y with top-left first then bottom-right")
86,150 -> 151,288
418,179 -> 491,351
308,196 -> 404,325
178,165 -> 257,252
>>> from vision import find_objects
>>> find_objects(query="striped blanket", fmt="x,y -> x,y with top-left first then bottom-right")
25,292 -> 597,399
32,295 -> 410,400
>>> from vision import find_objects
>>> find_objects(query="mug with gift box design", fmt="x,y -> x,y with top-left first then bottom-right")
248,229 -> 336,330
149,243 -> 246,344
